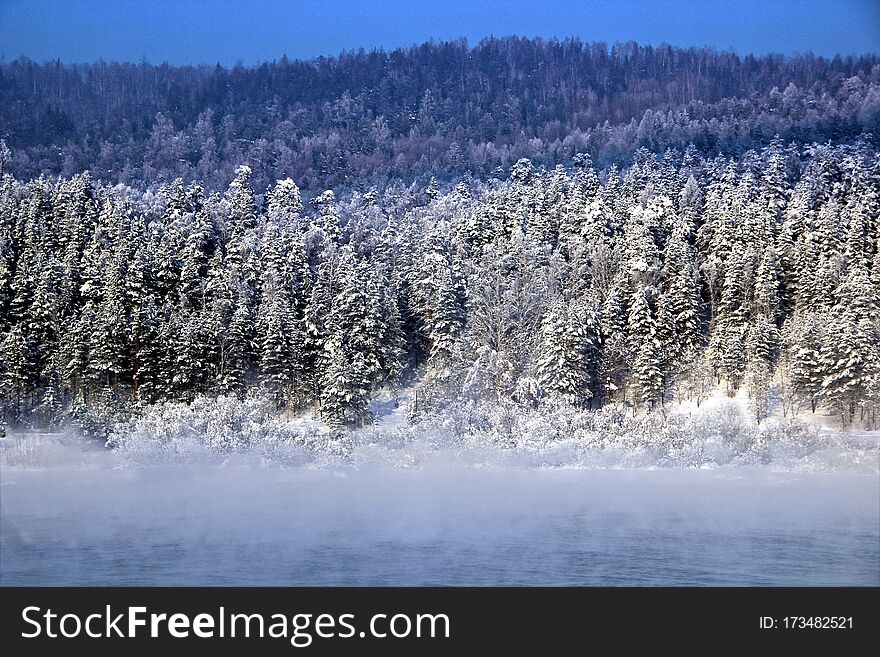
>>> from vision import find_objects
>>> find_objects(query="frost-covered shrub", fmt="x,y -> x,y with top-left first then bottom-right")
92,392 -> 879,472
691,401 -> 750,453
405,397 -> 878,470
106,395 -> 331,464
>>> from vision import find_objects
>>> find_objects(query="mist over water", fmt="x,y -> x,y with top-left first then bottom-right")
2,463 -> 878,586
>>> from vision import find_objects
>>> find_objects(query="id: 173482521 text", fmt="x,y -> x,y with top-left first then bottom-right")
759,617 -> 853,629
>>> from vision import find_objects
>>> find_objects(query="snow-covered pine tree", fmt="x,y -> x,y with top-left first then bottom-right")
707,244 -> 752,393
319,335 -> 371,428
627,285 -> 663,408
412,221 -> 463,374
226,165 -> 258,236
872,236 -> 880,297
818,265 -> 880,425
317,247 -> 381,426
215,280 -> 254,395
265,178 -> 304,231
658,224 -> 704,387
179,202 -> 215,309
87,255 -> 130,391
597,275 -> 629,402
534,295 -> 596,408
256,267 -> 302,408
312,190 -> 341,244
526,165 -> 566,248
782,311 -> 825,413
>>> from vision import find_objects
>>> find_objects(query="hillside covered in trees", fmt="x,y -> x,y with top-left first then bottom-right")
0,38 -> 878,441
2,37 -> 879,192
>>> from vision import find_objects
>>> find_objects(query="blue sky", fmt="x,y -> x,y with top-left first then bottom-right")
1,0 -> 878,65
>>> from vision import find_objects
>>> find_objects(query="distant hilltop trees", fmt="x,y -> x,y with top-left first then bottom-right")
0,37 -> 878,193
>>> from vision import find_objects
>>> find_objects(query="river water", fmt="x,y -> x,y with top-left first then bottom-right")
1,465 -> 877,585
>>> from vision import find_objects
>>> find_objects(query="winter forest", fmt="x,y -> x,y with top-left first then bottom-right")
1,38 -> 879,452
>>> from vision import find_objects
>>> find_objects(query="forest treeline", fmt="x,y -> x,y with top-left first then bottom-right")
2,37 -> 880,192
1,136 -> 878,429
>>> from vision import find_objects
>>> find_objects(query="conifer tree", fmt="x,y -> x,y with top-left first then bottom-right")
628,286 -> 663,408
